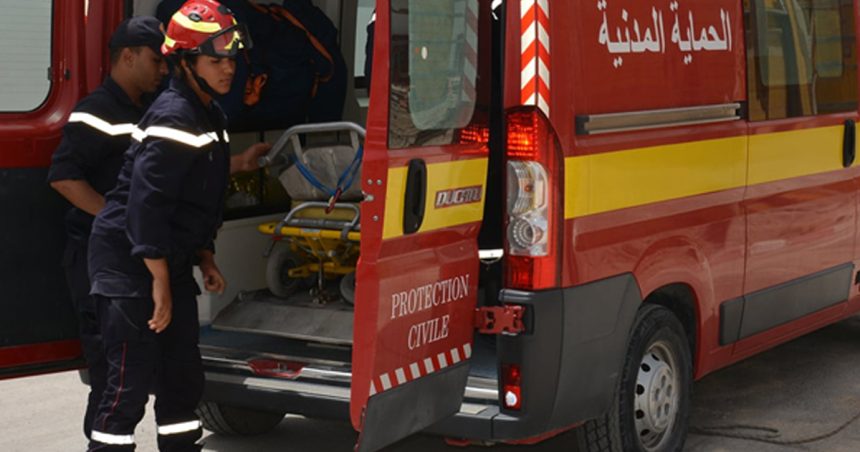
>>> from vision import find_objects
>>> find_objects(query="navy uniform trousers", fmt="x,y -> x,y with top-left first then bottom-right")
47,75 -> 147,440
64,240 -> 108,440
89,283 -> 203,452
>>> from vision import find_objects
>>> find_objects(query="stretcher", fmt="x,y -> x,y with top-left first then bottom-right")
257,122 -> 365,304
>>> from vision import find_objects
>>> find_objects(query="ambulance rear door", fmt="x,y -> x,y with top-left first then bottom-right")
351,0 -> 493,450
0,0 -> 93,379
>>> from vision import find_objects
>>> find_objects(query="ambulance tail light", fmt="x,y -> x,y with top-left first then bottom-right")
501,363 -> 523,411
459,124 -> 490,147
504,108 -> 562,290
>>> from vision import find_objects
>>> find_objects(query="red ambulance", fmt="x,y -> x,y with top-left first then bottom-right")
2,0 -> 859,451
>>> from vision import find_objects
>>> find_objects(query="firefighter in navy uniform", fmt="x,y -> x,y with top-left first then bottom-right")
48,15 -> 268,445
86,2 -> 257,450
47,16 -> 168,441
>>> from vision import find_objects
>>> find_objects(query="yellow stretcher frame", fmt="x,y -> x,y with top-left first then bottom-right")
257,223 -> 361,242
258,210 -> 360,280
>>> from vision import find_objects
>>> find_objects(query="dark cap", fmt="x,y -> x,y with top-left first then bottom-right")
109,16 -> 165,55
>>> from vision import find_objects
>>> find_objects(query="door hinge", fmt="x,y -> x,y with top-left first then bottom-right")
474,305 -> 525,335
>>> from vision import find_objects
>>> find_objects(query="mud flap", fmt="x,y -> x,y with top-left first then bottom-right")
356,362 -> 470,452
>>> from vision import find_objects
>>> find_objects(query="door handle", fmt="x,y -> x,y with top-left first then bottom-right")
402,159 -> 427,235
843,119 -> 855,168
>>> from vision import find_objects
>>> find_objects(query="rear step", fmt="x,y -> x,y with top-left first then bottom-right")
201,345 -> 499,413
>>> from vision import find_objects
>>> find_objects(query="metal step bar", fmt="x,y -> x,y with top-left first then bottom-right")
201,345 -> 499,411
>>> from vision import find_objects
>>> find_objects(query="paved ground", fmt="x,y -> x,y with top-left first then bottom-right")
3,316 -> 860,451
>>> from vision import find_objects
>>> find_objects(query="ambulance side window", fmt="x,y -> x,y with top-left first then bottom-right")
388,0 -> 488,149
747,0 -> 857,121
0,0 -> 53,112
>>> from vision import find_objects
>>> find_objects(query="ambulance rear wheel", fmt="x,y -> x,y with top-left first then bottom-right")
576,304 -> 692,452
197,401 -> 285,436
266,246 -> 306,298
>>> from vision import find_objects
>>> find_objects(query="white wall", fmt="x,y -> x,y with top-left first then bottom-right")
195,213 -> 284,323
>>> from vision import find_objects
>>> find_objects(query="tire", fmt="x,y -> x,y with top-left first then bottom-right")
265,246 -> 306,298
340,272 -> 355,305
196,401 -> 285,436
576,304 -> 692,452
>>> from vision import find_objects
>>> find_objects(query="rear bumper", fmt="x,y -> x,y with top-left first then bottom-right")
200,273 -> 642,442
490,273 -> 641,439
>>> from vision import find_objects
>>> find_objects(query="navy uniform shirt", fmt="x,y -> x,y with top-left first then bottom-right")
89,78 -> 231,298
47,77 -> 147,243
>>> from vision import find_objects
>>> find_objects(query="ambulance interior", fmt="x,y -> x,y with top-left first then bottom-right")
132,0 -> 505,397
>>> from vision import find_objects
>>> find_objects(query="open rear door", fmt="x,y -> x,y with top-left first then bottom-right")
0,0 -> 91,379
352,0 -> 492,450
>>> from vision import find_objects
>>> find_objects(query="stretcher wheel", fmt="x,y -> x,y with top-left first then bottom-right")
340,272 -> 355,305
266,246 -> 307,298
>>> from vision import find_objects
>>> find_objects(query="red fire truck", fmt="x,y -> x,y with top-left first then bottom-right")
2,0 -> 859,451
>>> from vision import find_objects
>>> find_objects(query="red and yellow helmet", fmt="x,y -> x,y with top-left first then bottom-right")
161,0 -> 252,58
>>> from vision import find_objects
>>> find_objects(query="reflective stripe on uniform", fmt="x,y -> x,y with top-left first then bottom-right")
171,11 -> 223,33
91,430 -> 135,445
68,112 -> 136,136
157,420 -> 202,435
132,126 -> 223,148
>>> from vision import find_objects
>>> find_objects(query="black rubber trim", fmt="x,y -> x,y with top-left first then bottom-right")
201,374 -> 350,421
719,297 -> 744,345
843,119 -> 856,168
493,273 -> 642,439
402,159 -> 427,235
356,361 -> 470,452
737,263 -> 853,340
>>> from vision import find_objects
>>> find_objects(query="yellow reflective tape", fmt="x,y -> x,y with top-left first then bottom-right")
171,11 -> 223,33
383,158 -> 488,239
564,125 -> 853,219
748,126 -> 844,185
163,35 -> 176,49
565,136 -> 747,218
224,31 -> 240,51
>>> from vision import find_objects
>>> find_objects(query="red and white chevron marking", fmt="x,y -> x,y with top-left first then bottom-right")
369,343 -> 473,397
520,0 -> 550,116
461,0 -> 479,103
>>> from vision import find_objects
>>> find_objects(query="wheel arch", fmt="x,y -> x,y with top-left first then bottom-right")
642,284 -> 700,375
632,237 -> 715,378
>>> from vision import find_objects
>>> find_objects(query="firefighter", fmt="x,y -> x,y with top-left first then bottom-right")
85,2 -> 256,450
48,15 -> 268,444
47,16 -> 168,441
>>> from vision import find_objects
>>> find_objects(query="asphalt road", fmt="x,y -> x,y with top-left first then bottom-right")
3,316 -> 860,451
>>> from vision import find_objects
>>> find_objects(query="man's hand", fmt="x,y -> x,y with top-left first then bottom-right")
143,257 -> 172,333
230,142 -> 272,175
198,250 -> 226,294
149,277 -> 172,333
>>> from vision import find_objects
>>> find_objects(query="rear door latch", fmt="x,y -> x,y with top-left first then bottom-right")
474,305 -> 526,335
